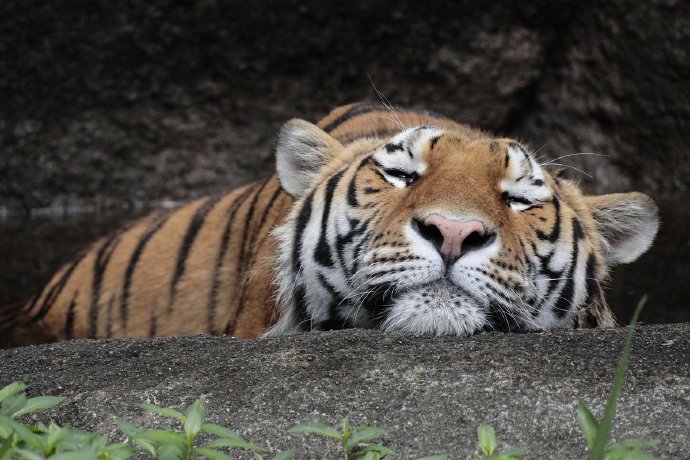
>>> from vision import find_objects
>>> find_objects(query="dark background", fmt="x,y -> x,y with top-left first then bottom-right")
0,0 -> 688,324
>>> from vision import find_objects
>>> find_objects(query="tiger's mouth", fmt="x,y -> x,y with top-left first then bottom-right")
376,279 -> 490,336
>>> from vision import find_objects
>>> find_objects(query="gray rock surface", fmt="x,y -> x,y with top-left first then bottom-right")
1,325 -> 687,458
1,0 -> 689,212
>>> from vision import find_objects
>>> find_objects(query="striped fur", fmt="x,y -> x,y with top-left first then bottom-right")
3,102 -> 659,344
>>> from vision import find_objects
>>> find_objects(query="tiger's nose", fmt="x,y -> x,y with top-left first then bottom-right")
414,214 -> 495,264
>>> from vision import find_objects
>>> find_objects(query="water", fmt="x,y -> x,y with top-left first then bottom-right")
1,200 -> 687,327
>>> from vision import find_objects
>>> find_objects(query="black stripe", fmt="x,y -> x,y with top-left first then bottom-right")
430,135 -> 442,150
536,198 -> 561,242
237,178 -> 272,275
347,155 -> 372,207
121,212 -> 171,330
230,181 -> 290,335
252,181 -> 284,246
385,142 -> 404,154
207,187 -> 256,334
350,230 -> 373,276
64,291 -> 78,339
292,190 -> 315,275
105,295 -> 115,338
315,170 -> 346,268
149,309 -> 157,337
553,217 -> 586,318
293,285 -> 311,331
583,253 -> 598,306
359,282 -> 395,326
89,231 -> 123,338
321,103 -> 379,133
489,141 -> 499,154
28,251 -> 89,324
336,217 -> 374,277
169,195 -> 223,310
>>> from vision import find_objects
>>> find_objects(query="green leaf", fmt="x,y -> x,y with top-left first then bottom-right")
0,416 -> 43,450
611,439 -> 658,450
477,425 -> 497,457
136,429 -> 186,445
603,444 -> 656,460
0,435 -> 14,460
100,443 -> 135,460
360,452 -> 378,460
157,441 -> 186,460
346,427 -> 390,449
1,394 -> 27,417
342,416 -> 350,437
51,452 -> 99,460
135,404 -> 186,422
290,421 -> 342,440
11,396 -> 65,418
0,382 -> 27,405
131,438 -> 157,457
201,423 -> 242,440
203,437 -> 262,451
184,399 -> 206,439
577,400 -> 599,449
497,447 -> 528,458
114,421 -> 142,439
272,449 -> 298,460
589,296 -> 646,460
195,447 -> 233,460
353,443 -> 396,458
13,448 -> 44,460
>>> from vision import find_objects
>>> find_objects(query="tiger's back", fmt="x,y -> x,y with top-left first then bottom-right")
6,103 -> 467,344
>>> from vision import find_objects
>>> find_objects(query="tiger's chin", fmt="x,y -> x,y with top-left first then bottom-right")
377,280 -> 490,337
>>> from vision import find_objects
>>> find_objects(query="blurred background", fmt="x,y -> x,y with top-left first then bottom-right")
1,0 -> 688,325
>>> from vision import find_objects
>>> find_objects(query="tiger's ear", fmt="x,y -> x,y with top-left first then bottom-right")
585,192 -> 659,266
276,119 -> 344,198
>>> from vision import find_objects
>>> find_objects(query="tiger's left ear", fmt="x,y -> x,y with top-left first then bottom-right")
584,192 -> 659,266
276,119 -> 344,198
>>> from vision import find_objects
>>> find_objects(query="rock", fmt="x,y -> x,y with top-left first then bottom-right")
0,325 -> 687,458
1,0 -> 689,211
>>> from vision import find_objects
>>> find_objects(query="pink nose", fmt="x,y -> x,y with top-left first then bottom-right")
422,214 -> 489,262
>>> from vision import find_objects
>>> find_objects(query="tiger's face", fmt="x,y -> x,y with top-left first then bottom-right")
267,120 -> 658,337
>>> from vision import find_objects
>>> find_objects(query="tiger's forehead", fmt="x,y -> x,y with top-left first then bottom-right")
374,125 -> 511,170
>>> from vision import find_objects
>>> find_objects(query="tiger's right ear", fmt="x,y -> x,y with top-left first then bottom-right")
276,119 -> 344,198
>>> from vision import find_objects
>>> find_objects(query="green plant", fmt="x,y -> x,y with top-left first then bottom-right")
0,381 -> 131,459
472,425 -> 526,460
576,296 -> 657,460
117,398 -> 293,460
291,416 -> 394,460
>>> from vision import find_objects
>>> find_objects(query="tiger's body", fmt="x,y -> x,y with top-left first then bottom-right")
2,103 -> 659,345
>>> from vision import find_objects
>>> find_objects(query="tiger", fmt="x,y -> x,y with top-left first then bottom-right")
1,102 -> 659,345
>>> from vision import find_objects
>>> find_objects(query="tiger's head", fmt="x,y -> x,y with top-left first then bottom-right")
266,120 -> 659,336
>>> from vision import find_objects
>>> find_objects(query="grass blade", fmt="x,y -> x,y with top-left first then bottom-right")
184,398 -> 206,438
290,421 -> 341,440
11,396 -> 65,418
203,437 -> 262,451
0,382 -> 27,405
477,425 -> 497,456
589,295 -> 646,459
195,447 -> 233,460
576,400 -> 599,449
12,448 -> 44,460
346,427 -> 390,449
201,423 -> 242,440
135,404 -> 185,422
